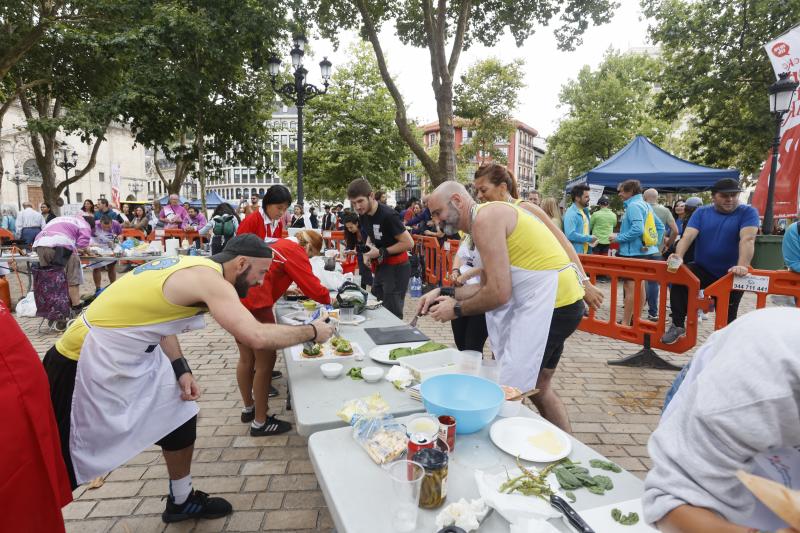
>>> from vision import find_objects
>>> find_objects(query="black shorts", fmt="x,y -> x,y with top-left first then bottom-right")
42,346 -> 197,489
540,299 -> 585,370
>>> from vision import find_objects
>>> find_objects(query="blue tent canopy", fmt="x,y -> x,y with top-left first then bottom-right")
189,191 -> 225,209
565,135 -> 740,193
157,195 -> 190,205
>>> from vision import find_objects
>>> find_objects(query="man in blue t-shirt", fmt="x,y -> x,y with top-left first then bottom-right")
661,178 -> 759,344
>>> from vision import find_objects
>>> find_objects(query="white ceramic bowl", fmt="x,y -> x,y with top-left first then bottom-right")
361,366 -> 384,383
320,362 -> 344,379
498,399 -> 522,417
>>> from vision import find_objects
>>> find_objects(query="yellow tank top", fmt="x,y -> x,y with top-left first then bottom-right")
477,202 -> 584,308
56,256 -> 223,361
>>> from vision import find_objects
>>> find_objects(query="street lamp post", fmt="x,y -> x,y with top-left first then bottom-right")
267,34 -> 332,206
763,72 -> 799,235
5,166 -> 28,210
129,180 -> 143,199
56,141 -> 79,205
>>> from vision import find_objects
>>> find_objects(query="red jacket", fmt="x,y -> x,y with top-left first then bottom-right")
240,238 -> 331,310
237,210 -> 284,240
0,302 -> 73,532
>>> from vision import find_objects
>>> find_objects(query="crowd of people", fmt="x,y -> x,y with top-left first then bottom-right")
5,160 -> 800,532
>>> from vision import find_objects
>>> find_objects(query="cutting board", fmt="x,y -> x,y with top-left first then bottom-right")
364,325 -> 430,345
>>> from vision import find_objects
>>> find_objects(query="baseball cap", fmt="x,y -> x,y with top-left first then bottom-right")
211,234 -> 273,263
711,178 -> 742,193
685,197 -> 703,208
597,195 -> 610,206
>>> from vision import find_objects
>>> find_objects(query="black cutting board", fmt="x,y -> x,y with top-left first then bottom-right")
364,325 -> 430,345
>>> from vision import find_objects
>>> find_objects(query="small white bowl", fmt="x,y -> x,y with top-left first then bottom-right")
499,399 -> 522,417
361,366 -> 384,383
320,363 -> 344,379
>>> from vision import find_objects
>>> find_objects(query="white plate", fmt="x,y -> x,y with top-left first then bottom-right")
368,341 -> 428,365
338,314 -> 367,325
489,417 -> 572,463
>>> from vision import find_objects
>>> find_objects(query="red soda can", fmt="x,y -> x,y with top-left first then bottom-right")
438,415 -> 456,452
407,432 -> 435,460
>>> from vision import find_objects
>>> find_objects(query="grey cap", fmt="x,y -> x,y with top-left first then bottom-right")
597,195 -> 610,206
211,233 -> 273,263
685,197 -> 703,208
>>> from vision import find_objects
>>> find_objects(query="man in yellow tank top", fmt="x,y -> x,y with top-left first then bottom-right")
41,234 -> 335,524
418,182 -> 588,432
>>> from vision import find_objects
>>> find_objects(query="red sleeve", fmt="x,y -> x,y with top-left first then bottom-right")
237,212 -> 265,238
283,243 -> 331,305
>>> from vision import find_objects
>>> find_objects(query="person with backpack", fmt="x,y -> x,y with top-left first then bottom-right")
200,203 -> 239,255
609,179 -> 664,326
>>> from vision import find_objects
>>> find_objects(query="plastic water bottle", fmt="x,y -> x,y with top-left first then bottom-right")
409,276 -> 422,297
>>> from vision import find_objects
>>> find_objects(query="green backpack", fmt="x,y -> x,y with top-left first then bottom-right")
212,214 -> 235,238
642,208 -> 658,247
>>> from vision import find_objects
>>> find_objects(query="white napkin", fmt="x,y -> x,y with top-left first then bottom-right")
434,498 -> 489,531
385,365 -> 414,390
474,468 -> 561,525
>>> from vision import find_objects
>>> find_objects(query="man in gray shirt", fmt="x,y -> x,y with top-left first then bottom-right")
644,307 -> 800,531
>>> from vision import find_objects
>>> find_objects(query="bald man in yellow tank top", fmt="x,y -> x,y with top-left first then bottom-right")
419,182 -> 587,432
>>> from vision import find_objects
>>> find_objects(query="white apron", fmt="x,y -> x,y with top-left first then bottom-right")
69,314 -> 202,484
485,266 -> 559,391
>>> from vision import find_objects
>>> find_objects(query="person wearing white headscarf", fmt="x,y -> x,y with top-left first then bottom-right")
644,307 -> 800,532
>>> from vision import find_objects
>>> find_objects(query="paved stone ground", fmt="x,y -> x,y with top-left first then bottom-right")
9,271 -> 767,532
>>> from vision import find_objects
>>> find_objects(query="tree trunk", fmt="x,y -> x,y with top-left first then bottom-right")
196,123 -> 207,213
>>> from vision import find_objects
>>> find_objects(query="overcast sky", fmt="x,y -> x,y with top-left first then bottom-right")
308,0 -> 652,139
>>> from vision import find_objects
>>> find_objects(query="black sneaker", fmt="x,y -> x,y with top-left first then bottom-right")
272,370 -> 283,380
241,408 -> 255,423
250,415 -> 292,436
162,490 -> 232,523
269,385 -> 279,398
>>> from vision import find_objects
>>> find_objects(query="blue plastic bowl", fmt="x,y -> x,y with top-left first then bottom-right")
420,374 -> 504,434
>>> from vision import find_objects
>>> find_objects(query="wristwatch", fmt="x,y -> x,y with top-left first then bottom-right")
453,302 -> 463,318
440,287 -> 456,297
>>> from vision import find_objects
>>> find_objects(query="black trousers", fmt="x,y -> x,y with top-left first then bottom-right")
372,261 -> 411,319
669,262 -> 744,328
450,313 -> 489,352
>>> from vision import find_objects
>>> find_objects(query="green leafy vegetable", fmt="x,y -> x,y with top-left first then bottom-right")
590,459 -> 622,473
611,508 -> 639,525
347,367 -> 363,380
565,491 -> 576,503
388,341 -> 449,360
553,459 -> 615,496
498,457 -> 562,501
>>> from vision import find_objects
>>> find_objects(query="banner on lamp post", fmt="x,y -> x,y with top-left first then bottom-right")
751,25 -> 800,219
110,164 -> 121,210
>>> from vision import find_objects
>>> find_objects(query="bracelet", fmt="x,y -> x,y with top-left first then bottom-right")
308,323 -> 318,342
171,357 -> 192,380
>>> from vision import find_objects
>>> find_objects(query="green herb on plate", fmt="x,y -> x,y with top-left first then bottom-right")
347,367 -> 363,380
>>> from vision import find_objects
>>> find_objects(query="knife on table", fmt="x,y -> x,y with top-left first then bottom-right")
550,494 -> 595,533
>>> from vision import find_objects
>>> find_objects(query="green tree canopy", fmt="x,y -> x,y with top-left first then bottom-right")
643,0 -> 800,177
282,42 -> 410,203
538,49 -> 671,195
309,0 -> 619,186
119,0 -> 289,207
454,56 -> 526,167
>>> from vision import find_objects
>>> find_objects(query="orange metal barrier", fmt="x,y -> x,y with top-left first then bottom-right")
0,228 -> 13,241
703,268 -> 800,329
121,228 -> 147,241
440,239 -> 460,287
421,236 -> 441,286
578,254 -> 706,369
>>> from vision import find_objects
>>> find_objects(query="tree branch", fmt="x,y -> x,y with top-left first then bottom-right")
153,152 -> 170,188
434,0 -> 451,82
448,0 -> 472,77
421,0 -> 442,94
56,131 -> 107,192
354,0 -> 439,180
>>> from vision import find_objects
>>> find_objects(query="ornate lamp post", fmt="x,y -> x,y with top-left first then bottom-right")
56,141 -> 78,204
267,34 -> 332,206
5,166 -> 28,210
763,72 -> 799,234
129,179 -> 144,199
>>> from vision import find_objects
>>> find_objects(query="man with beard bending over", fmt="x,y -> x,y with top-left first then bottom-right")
42,234 -> 334,524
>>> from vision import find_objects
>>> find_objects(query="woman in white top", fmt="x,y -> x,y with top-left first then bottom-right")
447,235 -> 488,352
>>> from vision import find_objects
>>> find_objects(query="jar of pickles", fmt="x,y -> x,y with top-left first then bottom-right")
412,447 -> 448,509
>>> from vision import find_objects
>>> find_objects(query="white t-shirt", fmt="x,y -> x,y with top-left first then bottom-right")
456,241 -> 482,286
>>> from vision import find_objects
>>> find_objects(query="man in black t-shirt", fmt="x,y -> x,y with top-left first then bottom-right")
347,178 -> 414,318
